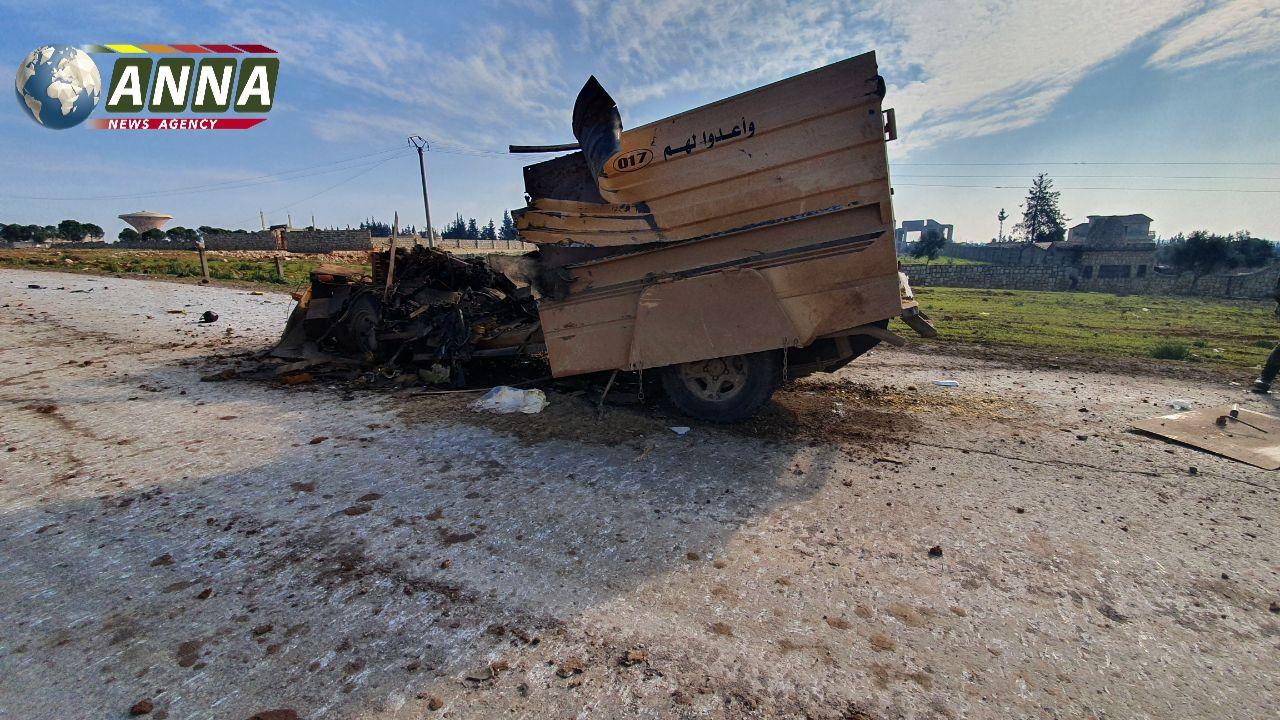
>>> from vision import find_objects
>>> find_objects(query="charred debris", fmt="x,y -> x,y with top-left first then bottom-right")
269,245 -> 557,389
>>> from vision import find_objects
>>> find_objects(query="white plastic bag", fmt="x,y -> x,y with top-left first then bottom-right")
469,386 -> 548,414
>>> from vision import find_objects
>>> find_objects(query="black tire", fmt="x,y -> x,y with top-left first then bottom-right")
659,351 -> 781,423
336,293 -> 381,357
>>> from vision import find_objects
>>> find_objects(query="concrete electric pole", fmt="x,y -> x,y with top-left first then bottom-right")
408,136 -> 434,248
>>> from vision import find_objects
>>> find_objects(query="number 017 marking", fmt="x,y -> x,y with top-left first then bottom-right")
611,149 -> 653,173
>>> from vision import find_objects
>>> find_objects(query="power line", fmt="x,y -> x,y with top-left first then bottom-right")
2,146 -> 411,202
894,161 -> 1280,166
226,153 -> 405,228
896,174 -> 1280,181
894,182 -> 1280,193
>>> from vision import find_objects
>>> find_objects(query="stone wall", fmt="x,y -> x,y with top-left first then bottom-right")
904,262 -> 1280,300
282,229 -> 370,253
203,232 -> 276,251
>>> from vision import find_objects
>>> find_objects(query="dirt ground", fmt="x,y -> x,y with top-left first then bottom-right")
1,269 -> 1277,720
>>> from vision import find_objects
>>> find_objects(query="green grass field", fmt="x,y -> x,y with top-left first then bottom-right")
4,249 -> 1274,374
906,286 -> 1275,372
0,249 -> 367,288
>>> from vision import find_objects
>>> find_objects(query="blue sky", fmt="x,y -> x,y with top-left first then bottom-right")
2,0 -> 1279,241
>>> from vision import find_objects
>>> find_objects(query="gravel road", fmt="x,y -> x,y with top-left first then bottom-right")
1,269 -> 1276,720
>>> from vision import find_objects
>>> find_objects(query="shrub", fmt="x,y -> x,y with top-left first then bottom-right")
1150,342 -> 1190,361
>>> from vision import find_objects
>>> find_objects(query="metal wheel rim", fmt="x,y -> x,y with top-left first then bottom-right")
678,356 -> 748,402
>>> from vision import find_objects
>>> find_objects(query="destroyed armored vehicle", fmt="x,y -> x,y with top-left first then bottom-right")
276,51 -> 934,421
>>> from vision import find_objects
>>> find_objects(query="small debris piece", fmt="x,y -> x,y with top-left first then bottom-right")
129,699 -> 154,715
342,504 -> 372,517
708,622 -> 734,637
869,633 -> 896,651
469,386 -> 548,414
928,545 -> 943,558
280,373 -> 314,385
200,369 -> 237,382
1269,601 -> 1279,613
166,309 -> 187,314
1189,466 -> 1198,476
670,426 -> 691,435
195,588 -> 212,600
555,656 -> 586,677
357,492 -> 383,502
27,284 -> 43,289
246,711 -> 300,720
198,311 -> 219,324
427,697 -> 444,711
1097,604 -> 1130,624
150,553 -> 175,567
932,380 -> 960,387
620,649 -> 649,666
309,436 -> 328,444
686,551 -> 701,561
825,617 -> 852,630
252,624 -> 273,636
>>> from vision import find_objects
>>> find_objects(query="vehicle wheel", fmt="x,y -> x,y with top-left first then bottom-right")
337,293 -> 381,357
659,351 -> 781,423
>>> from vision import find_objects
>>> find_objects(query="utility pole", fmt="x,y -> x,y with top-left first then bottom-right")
259,210 -> 265,231
408,135 -> 434,248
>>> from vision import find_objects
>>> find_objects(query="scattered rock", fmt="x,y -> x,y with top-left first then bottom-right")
427,697 -> 444,711
195,588 -> 212,600
825,617 -> 852,630
1075,434 -> 1088,441
869,632 -> 896,652
252,624 -> 273,636
555,656 -> 586,677
1269,601 -> 1279,614
1097,604 -> 1130,624
150,553 -> 175,567
246,711 -> 299,720
175,639 -> 202,667
708,622 -> 734,637
686,551 -> 701,561
438,528 -> 478,545
280,373 -> 314,385
342,504 -> 372,517
198,311 -> 219,324
928,545 -> 943,558
200,369 -> 237,382
620,649 -> 649,666
129,699 -> 154,715
289,482 -> 316,492
309,436 -> 328,445
357,492 -> 383,502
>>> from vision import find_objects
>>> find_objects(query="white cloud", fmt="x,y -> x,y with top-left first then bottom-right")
571,0 -> 1279,155
1147,0 -> 1280,70
204,1 -> 571,148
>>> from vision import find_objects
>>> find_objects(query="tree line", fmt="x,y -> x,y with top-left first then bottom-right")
1,220 -> 104,244
440,211 -> 519,242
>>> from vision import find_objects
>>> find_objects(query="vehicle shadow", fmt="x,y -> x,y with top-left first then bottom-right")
0,367 -> 894,719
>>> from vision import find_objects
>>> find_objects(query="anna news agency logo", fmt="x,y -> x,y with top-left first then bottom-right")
14,43 -> 278,131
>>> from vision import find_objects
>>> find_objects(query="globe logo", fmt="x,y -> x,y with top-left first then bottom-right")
14,45 -> 101,129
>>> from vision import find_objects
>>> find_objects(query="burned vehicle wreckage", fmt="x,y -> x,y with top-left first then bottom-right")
273,51 -> 935,421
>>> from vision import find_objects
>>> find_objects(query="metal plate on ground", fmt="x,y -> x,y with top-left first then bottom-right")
1132,404 -> 1280,470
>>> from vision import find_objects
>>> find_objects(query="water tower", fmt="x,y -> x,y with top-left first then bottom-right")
119,210 -> 173,233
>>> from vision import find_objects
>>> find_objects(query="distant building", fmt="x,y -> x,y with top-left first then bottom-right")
894,219 -> 954,254
1067,214 -> 1154,244
118,210 -> 173,233
942,213 -> 1157,280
